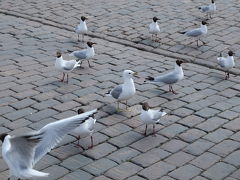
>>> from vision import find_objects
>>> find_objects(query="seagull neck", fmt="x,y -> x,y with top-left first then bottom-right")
56,56 -> 63,61
124,77 -> 134,86
174,64 -> 183,73
201,25 -> 207,32
228,56 -> 234,61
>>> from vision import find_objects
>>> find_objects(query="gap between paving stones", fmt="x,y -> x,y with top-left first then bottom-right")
0,9 -> 239,76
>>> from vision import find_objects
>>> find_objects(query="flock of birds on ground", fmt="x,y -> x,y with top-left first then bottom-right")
0,0 -> 237,179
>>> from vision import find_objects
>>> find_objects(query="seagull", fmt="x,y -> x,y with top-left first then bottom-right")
75,16 -> 88,42
217,50 -> 235,80
55,51 -> 81,83
68,41 -> 96,68
0,109 -> 97,180
198,0 -> 216,19
149,17 -> 160,42
106,70 -> 137,110
73,109 -> 96,149
145,60 -> 184,94
179,21 -> 208,46
140,102 -> 167,136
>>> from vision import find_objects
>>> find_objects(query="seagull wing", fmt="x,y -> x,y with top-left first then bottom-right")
110,85 -> 123,99
185,28 -> 203,37
70,50 -> 87,59
153,71 -> 180,84
33,109 -> 97,164
5,134 -> 42,171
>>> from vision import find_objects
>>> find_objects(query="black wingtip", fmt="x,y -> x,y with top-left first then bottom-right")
67,50 -> 73,53
146,76 -> 154,81
179,31 -> 186,34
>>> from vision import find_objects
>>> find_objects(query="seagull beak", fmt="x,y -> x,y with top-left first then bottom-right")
92,42 -> 97,45
133,72 -> 138,76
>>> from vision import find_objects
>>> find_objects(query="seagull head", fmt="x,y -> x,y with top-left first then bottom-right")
140,102 -> 150,111
228,51 -> 234,56
77,108 -> 85,114
176,60 -> 184,67
153,17 -> 159,22
0,133 -> 8,142
87,41 -> 97,48
81,16 -> 87,22
56,51 -> 62,58
211,0 -> 214,3
123,70 -> 138,79
202,21 -> 208,25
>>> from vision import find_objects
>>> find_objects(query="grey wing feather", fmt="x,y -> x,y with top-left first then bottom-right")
200,6 -> 210,12
110,85 -> 123,99
33,109 -> 97,164
8,134 -> 42,169
73,50 -> 87,59
154,71 -> 179,84
217,57 -> 226,68
63,60 -> 76,70
186,29 -> 202,37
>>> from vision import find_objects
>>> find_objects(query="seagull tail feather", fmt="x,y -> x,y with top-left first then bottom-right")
105,90 -> 112,97
24,169 -> 49,178
179,31 -> 186,34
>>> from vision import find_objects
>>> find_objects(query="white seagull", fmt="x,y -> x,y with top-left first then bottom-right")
55,51 -> 81,83
149,17 -> 160,42
140,102 -> 167,136
106,70 -> 137,110
69,41 -> 96,68
198,0 -> 216,19
0,109 -> 97,180
217,50 -> 235,80
75,16 -> 88,42
145,60 -> 184,94
73,109 -> 97,149
179,21 -> 208,46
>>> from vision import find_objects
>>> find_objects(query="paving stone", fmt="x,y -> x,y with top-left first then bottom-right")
42,165 -> 69,180
165,151 -> 195,167
196,117 -> 228,132
202,162 -> 236,180
224,150 -> 240,167
179,129 -> 207,143
132,148 -> 170,168
138,161 -> 176,179
59,169 -> 93,180
223,118 -> 240,131
107,147 -> 140,164
203,128 -> 233,143
105,162 -> 143,180
169,164 -> 202,180
60,154 -> 93,170
108,131 -> 143,148
184,139 -> 214,156
101,123 -> 132,137
158,124 -> 188,138
130,134 -> 168,152
84,143 -> 117,160
83,158 -> 118,176
161,139 -> 188,153
190,152 -> 221,169
209,140 -> 240,157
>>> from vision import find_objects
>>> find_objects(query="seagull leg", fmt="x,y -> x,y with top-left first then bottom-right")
152,124 -> 156,136
78,34 -> 80,42
197,39 -> 199,46
60,73 -> 65,82
74,136 -> 85,150
169,85 -> 177,94
125,100 -> 128,110
200,39 -> 206,45
66,74 -> 69,83
144,124 -> 147,136
89,136 -> 93,149
227,72 -> 230,79
87,60 -> 93,68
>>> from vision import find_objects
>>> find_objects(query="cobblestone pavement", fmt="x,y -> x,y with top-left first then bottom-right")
0,1 -> 240,180
0,0 -> 240,73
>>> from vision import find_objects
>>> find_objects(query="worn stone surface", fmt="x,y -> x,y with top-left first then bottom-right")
0,1 -> 240,179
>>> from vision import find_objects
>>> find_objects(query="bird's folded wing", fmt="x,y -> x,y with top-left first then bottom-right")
186,29 -> 202,37
6,134 -> 42,170
33,109 -> 97,164
151,109 -> 166,121
154,71 -> 179,84
110,85 -> 123,99
217,57 -> 226,68
70,50 -> 87,59
63,60 -> 76,70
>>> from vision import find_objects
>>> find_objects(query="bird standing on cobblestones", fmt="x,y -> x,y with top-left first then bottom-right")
75,16 -> 88,42
179,21 -> 208,46
0,109 -> 97,180
217,50 -> 235,80
149,17 -> 161,42
106,70 -> 137,111
198,0 -> 216,19
69,41 -> 96,68
73,108 -> 97,149
146,60 -> 184,94
140,102 -> 167,136
55,51 -> 81,83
